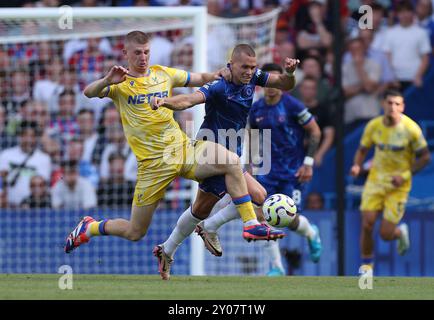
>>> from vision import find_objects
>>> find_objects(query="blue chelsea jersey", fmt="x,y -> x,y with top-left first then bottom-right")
249,93 -> 313,180
197,68 -> 269,156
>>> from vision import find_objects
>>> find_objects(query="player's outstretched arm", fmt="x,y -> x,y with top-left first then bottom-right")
188,67 -> 231,87
265,58 -> 300,91
350,146 -> 370,177
151,91 -> 205,111
83,66 -> 128,98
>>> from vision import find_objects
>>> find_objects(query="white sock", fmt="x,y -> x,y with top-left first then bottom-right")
263,240 -> 284,271
244,219 -> 260,227
204,201 -> 240,232
163,207 -> 201,258
295,215 -> 315,240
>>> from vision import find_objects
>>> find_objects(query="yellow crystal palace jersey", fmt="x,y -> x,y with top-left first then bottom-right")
101,65 -> 190,161
360,114 -> 427,191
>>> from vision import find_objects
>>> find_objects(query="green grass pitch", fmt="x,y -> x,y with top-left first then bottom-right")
0,275 -> 433,300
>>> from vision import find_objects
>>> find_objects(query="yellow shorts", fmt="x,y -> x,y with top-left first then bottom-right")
360,182 -> 408,224
133,140 -> 208,206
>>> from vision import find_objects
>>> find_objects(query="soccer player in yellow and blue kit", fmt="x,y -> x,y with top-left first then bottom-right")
64,32 -> 277,279
350,90 -> 431,274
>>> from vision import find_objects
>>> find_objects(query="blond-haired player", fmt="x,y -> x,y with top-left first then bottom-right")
64,31 -> 283,277
350,90 -> 431,273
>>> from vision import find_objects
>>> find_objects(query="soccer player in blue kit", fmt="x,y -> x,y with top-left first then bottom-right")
249,63 -> 323,275
151,44 -> 298,279
190,62 -> 323,276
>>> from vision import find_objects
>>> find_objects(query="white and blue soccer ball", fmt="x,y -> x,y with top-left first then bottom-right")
262,193 -> 297,228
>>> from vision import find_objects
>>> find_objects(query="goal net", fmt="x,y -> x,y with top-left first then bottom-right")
0,6 -> 280,276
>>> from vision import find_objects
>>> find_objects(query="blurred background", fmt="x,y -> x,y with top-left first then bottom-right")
0,0 -> 433,277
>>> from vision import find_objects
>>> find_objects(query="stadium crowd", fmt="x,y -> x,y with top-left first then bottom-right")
0,0 -> 432,211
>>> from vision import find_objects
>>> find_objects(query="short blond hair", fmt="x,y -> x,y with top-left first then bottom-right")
125,31 -> 150,45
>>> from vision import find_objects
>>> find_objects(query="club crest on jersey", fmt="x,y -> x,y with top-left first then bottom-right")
241,85 -> 254,99
130,80 -> 135,86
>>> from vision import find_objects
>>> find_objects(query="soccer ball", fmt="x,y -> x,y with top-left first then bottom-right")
262,193 -> 297,228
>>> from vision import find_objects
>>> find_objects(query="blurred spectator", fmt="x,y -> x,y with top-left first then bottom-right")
76,109 -> 98,163
97,152 -> 134,208
292,55 -> 332,106
35,0 -> 60,6
50,67 -> 81,116
359,28 -> 396,94
382,0 -> 431,90
20,100 -> 52,153
222,0 -> 249,17
416,0 -> 434,52
342,37 -> 381,132
207,0 -> 237,71
273,27 -> 296,66
171,37 -> 193,71
298,76 -> 335,167
20,175 -> 51,209
150,33 -> 174,67
49,89 -> 79,150
32,56 -> 63,108
92,105 -> 121,164
2,69 -> 30,122
68,137 -> 99,188
99,124 -> 131,181
305,191 -> 325,210
133,0 -> 150,5
68,37 -> 110,86
0,105 -> 17,151
44,139 -> 63,187
77,57 -> 113,121
63,37 -> 111,74
51,159 -> 97,210
0,120 -> 51,207
370,2 -> 390,51
294,0 -> 333,60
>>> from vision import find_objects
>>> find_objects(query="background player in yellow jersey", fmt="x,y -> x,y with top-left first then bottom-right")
350,90 -> 431,273
64,32 -> 282,274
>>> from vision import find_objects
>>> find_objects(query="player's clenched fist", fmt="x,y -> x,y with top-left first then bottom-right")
150,96 -> 165,110
350,164 -> 360,177
104,66 -> 129,85
284,57 -> 300,74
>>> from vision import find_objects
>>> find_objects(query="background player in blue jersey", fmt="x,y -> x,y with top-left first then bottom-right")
151,44 -> 299,280
249,63 -> 322,276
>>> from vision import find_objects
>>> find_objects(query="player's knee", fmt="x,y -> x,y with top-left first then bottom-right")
379,228 -> 394,241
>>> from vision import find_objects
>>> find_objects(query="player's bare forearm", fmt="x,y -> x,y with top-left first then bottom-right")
305,122 -> 321,158
83,78 -> 109,98
353,146 -> 369,166
153,92 -> 205,111
265,58 -> 299,91
188,67 -> 229,87
350,146 -> 369,177
277,73 -> 296,91
412,147 -> 431,174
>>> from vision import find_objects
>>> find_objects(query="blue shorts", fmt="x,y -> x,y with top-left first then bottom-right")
199,171 -> 247,199
256,175 -> 305,211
